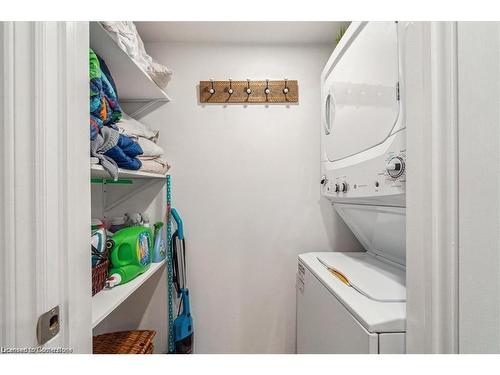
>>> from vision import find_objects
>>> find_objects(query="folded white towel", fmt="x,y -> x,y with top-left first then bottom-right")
139,157 -> 170,175
117,113 -> 159,142
137,137 -> 164,158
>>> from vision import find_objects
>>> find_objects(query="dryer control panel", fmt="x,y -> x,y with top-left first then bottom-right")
321,130 -> 406,207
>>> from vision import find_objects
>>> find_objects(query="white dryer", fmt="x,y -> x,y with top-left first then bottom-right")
297,21 -> 407,354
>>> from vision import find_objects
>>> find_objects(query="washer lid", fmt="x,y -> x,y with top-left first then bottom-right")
299,252 -> 406,333
333,204 -> 406,266
316,253 -> 406,302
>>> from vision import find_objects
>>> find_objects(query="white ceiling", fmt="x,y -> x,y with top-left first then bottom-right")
135,22 -> 349,45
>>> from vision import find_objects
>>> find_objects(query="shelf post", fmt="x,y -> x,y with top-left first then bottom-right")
166,174 -> 175,353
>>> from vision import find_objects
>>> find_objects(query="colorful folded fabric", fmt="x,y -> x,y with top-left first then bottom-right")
89,48 -> 122,140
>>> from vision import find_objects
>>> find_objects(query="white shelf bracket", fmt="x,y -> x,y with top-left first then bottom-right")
124,98 -> 170,120
103,179 -> 162,212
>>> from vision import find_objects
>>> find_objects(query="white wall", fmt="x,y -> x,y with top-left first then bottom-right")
142,42 -> 360,353
457,22 -> 500,353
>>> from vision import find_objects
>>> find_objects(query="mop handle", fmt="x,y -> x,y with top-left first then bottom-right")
171,208 -> 184,240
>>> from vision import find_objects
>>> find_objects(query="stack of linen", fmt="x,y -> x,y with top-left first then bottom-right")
101,21 -> 172,90
116,113 -> 170,175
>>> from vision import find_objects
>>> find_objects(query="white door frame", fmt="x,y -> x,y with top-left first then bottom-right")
0,22 -> 91,353
405,21 -> 459,353
406,21 -> 500,354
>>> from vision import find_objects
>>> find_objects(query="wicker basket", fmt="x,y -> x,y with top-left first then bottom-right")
93,330 -> 156,354
91,259 -> 109,296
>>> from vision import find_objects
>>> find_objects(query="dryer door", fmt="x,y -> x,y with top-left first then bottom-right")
322,22 -> 400,162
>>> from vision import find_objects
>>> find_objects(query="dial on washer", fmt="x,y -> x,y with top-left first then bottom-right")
386,156 -> 405,178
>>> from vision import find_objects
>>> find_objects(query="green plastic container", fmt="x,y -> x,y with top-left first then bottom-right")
106,226 -> 154,287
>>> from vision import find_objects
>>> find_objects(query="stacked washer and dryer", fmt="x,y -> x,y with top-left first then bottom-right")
296,22 -> 407,354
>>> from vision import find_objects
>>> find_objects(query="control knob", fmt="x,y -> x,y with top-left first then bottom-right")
386,156 -> 405,178
339,182 -> 348,192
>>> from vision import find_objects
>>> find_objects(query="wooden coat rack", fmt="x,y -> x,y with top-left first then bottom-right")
199,79 -> 299,104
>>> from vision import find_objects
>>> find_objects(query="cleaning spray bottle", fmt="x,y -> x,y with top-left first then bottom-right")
152,221 -> 167,263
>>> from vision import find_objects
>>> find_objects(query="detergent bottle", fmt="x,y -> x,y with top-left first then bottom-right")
106,226 -> 153,288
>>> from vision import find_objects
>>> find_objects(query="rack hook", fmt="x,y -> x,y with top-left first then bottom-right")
246,79 -> 252,95
209,78 -> 215,94
264,79 -> 271,95
283,78 -> 289,95
228,78 -> 234,95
